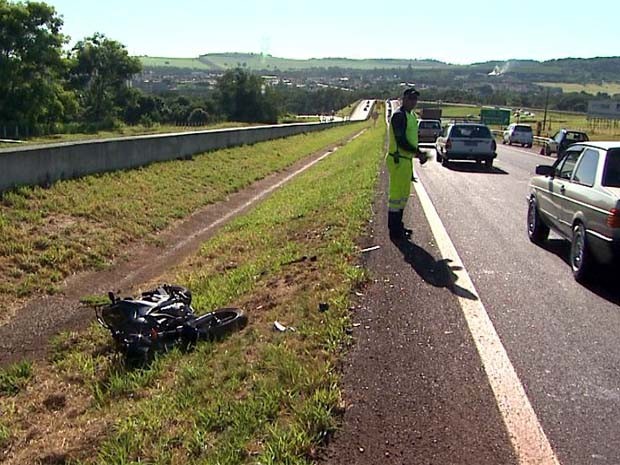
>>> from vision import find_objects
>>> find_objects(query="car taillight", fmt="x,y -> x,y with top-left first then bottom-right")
446,139 -> 452,151
607,208 -> 620,228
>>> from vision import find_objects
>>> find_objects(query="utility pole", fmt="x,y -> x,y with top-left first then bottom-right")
542,88 -> 550,134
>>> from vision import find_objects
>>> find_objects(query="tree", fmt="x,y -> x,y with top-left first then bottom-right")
123,90 -> 166,125
187,108 -> 209,125
69,33 -> 142,123
216,68 -> 279,123
556,93 -> 589,112
0,0 -> 74,125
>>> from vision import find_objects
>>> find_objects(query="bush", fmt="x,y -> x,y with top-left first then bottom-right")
187,108 -> 209,125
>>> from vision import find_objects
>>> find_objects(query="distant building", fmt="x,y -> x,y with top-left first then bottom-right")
588,100 -> 620,120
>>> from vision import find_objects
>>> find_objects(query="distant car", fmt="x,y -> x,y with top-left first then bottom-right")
542,129 -> 589,156
435,123 -> 497,169
527,141 -> 620,281
503,123 -> 533,147
418,119 -> 442,143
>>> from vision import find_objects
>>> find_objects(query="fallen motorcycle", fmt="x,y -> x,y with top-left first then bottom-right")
96,284 -> 247,362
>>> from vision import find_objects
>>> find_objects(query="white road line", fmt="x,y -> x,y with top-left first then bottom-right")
413,179 -> 561,465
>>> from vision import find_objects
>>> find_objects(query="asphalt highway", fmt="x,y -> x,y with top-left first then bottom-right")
416,143 -> 620,465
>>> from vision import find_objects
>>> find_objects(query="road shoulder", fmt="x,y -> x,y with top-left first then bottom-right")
323,165 -> 517,465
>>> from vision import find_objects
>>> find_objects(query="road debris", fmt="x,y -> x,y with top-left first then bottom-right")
273,321 -> 296,332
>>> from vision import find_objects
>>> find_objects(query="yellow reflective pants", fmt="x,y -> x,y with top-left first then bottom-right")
386,154 -> 412,212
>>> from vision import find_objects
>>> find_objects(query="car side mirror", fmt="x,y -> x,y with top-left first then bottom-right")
535,165 -> 555,176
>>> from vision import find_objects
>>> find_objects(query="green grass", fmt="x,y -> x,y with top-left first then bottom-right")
0,361 -> 33,396
0,109 -> 384,464
537,81 -> 620,95
438,104 -> 482,119
0,123 -> 366,303
430,104 -> 620,140
0,419 -> 11,452
138,56 -> 215,70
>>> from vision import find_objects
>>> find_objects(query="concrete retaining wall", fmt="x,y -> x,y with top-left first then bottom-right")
0,121 -> 345,192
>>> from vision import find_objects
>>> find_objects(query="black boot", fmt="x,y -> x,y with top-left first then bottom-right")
398,210 -> 412,237
388,211 -> 403,239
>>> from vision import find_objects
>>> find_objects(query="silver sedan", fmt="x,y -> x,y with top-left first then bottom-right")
527,141 -> 620,281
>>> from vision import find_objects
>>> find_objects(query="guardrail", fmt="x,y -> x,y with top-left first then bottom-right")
0,121 -> 348,193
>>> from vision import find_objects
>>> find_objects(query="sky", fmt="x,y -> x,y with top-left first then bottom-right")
43,0 -> 620,65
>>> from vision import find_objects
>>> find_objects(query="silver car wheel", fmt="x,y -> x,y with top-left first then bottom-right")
527,199 -> 549,244
571,225 -> 585,272
570,222 -> 594,283
527,203 -> 536,237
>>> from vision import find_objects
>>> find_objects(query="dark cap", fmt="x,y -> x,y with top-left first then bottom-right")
403,88 -> 420,98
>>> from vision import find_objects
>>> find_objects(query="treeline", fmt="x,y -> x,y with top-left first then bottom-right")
419,86 -> 609,113
0,0 -> 142,131
0,1 -> 312,137
5,0 -> 614,140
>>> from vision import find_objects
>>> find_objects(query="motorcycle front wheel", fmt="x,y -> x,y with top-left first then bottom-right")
193,308 -> 248,340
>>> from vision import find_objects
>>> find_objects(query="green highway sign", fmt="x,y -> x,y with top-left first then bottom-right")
480,107 -> 511,126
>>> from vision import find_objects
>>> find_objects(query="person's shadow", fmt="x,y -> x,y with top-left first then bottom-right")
392,236 -> 479,300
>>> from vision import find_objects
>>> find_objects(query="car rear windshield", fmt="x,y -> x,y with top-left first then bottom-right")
451,125 -> 492,139
567,132 -> 589,143
419,121 -> 441,129
514,125 -> 532,133
602,149 -> 620,187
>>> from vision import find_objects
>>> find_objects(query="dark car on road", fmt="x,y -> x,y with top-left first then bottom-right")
542,129 -> 589,156
527,141 -> 620,281
418,119 -> 442,143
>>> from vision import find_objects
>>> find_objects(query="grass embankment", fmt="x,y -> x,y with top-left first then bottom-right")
336,101 -> 360,118
0,123 -> 365,304
0,108 -> 386,464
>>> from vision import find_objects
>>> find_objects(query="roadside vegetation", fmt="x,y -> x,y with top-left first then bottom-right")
0,122 -> 365,306
0,108 -> 385,464
438,104 -> 620,140
336,100 -> 360,118
0,122 -> 257,148
0,361 -> 32,396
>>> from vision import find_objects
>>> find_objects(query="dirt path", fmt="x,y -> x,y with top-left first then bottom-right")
0,134 -> 362,367
322,165 -> 518,464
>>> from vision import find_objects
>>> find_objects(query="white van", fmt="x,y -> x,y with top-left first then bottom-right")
503,123 -> 533,147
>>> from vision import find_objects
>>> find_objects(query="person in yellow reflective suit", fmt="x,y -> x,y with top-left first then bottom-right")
386,88 -> 427,239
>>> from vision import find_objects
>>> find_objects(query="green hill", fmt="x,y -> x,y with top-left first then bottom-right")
137,54 -> 620,90
138,56 -> 214,70
197,52 -> 451,71
139,52 -> 452,71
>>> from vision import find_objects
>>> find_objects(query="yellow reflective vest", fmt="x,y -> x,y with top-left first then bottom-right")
388,110 -> 419,160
